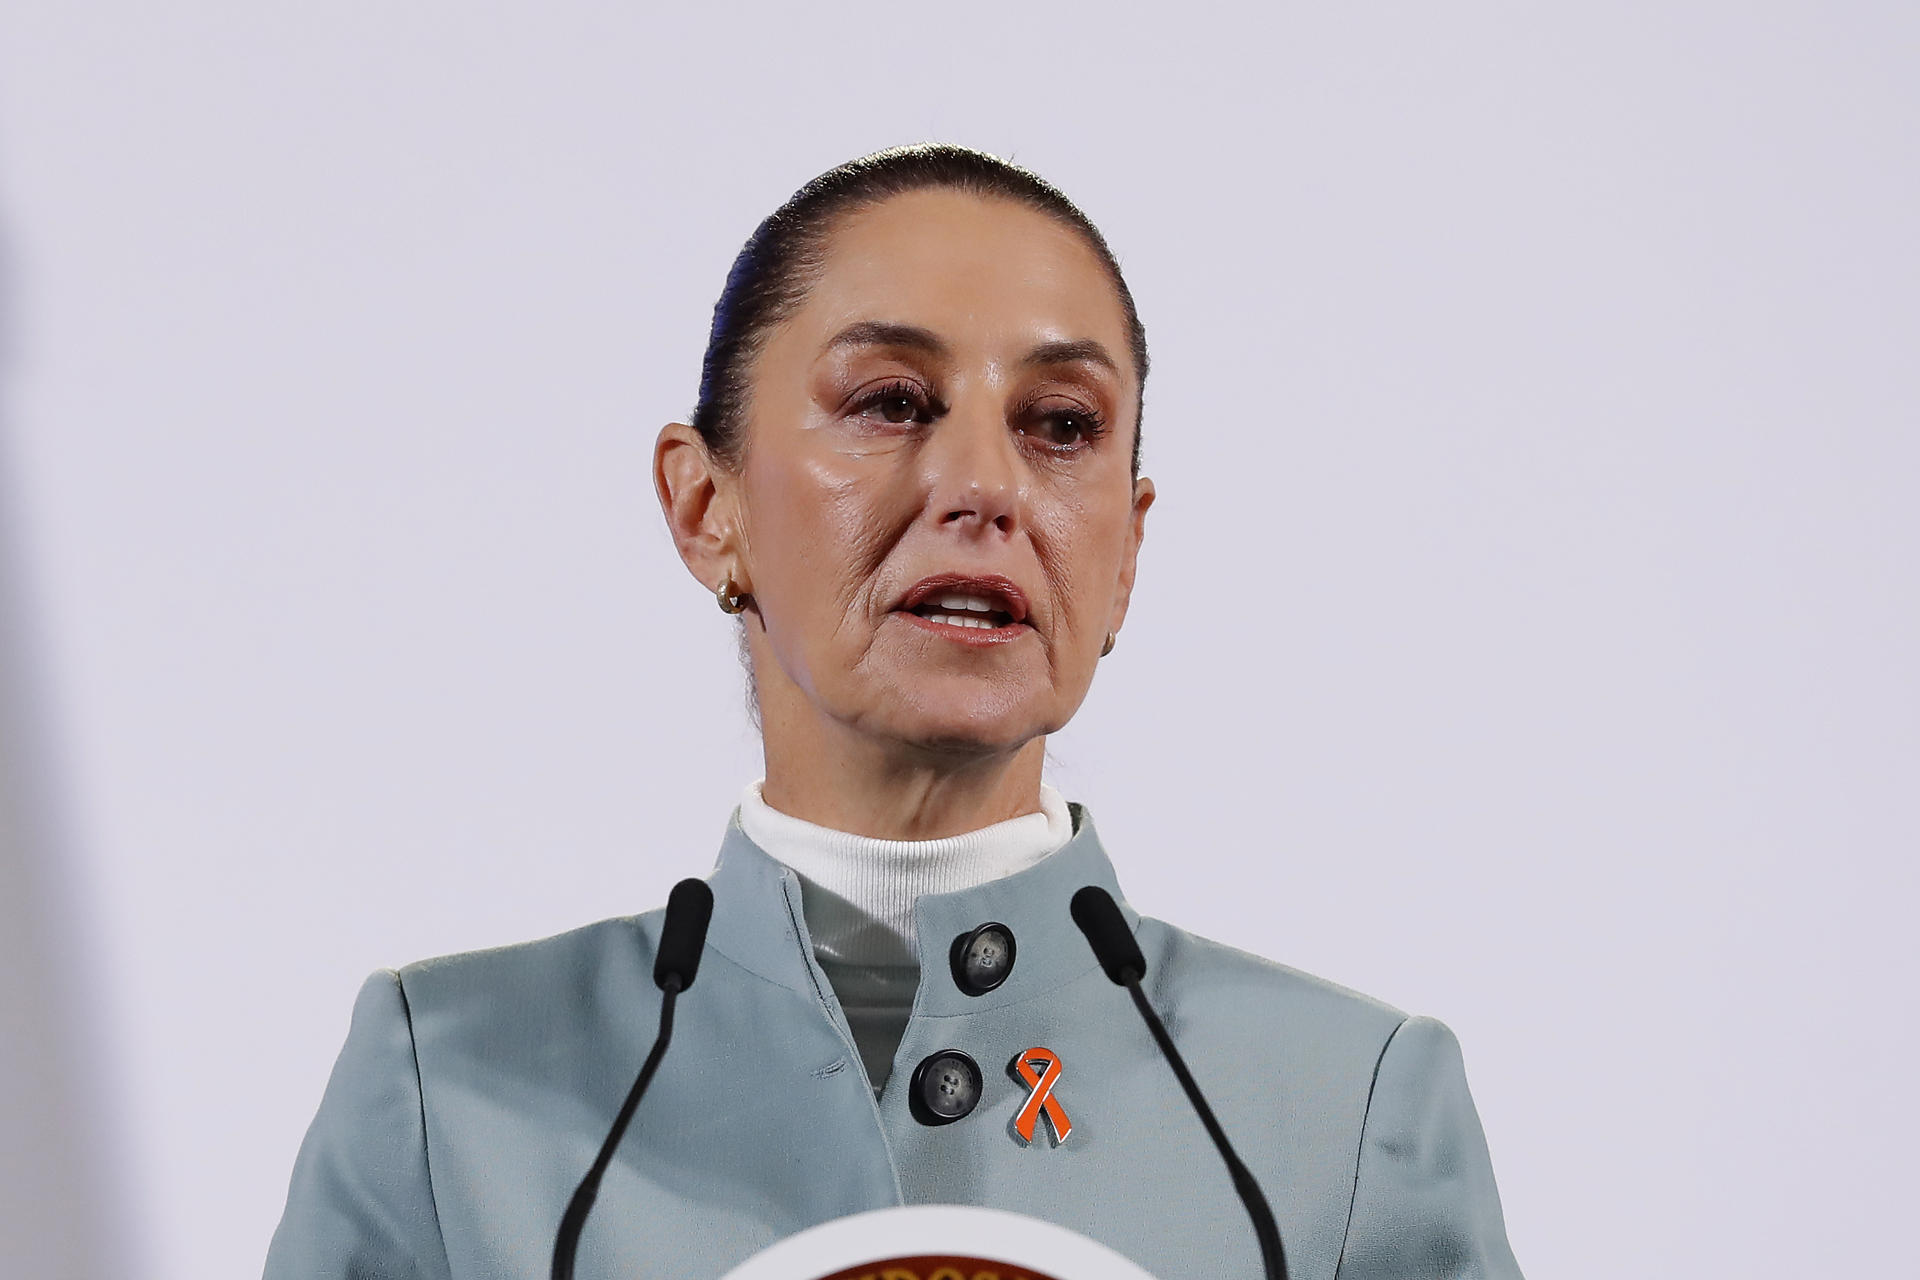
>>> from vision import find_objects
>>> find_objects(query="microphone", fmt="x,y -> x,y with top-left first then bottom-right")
654,877 -> 715,992
552,878 -> 715,1280
1070,886 -> 1289,1280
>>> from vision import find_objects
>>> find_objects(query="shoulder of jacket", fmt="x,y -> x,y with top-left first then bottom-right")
1137,914 -> 1412,1028
387,909 -> 662,1008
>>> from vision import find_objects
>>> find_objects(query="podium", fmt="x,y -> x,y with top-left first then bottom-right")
718,1205 -> 1161,1280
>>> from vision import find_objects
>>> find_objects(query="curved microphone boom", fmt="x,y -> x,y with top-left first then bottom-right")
1070,886 -> 1289,1280
551,877 -> 715,1280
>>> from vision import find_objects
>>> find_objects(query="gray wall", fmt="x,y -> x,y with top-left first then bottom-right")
1,4 -> 1913,1277
1,436 -> 125,1280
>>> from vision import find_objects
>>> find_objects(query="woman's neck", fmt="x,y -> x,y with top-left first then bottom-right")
758,725 -> 1049,840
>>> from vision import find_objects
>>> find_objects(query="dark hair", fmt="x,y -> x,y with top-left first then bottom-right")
691,143 -> 1150,478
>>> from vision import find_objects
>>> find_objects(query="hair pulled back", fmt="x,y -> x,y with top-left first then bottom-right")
691,144 -> 1150,478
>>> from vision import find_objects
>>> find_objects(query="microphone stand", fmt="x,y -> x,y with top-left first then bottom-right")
1119,974 -> 1287,1280
1072,885 -> 1289,1280
551,877 -> 712,1280
551,978 -> 682,1280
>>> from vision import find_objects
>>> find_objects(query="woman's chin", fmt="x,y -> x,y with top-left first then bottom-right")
863,688 -> 1058,760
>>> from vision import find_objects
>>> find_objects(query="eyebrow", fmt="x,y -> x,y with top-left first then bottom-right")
1021,337 -> 1120,375
823,321 -> 1120,375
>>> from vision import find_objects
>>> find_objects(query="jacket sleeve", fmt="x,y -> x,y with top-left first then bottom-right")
1333,1015 -> 1524,1279
264,969 -> 453,1280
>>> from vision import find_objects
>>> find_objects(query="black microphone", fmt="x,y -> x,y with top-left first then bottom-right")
1070,886 -> 1289,1280
552,878 -> 715,1280
653,877 -> 714,992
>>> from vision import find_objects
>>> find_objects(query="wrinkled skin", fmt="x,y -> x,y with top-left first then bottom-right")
656,188 -> 1153,837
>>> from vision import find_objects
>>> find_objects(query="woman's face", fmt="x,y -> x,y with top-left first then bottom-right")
703,188 -> 1152,760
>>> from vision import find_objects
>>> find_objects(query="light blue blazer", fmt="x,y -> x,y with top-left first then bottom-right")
266,805 -> 1524,1279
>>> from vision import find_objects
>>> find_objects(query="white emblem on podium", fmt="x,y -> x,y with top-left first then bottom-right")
719,1204 -> 1162,1280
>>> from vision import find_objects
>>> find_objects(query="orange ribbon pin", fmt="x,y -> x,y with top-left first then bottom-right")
1011,1046 -> 1073,1145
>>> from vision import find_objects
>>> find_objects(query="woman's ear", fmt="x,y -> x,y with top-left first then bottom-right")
1107,475 -> 1155,636
654,423 -> 745,594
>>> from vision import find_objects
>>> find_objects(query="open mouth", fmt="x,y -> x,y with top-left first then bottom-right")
893,576 -> 1032,643
908,594 -> 1020,631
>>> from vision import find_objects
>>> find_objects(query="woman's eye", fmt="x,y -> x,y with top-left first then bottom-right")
1023,407 -> 1106,450
877,394 -> 920,424
853,382 -> 938,426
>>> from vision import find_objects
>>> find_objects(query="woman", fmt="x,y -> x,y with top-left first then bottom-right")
266,144 -> 1525,1280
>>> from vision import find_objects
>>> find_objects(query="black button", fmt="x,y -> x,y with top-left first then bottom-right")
950,922 -> 1017,996
909,1050 -> 983,1125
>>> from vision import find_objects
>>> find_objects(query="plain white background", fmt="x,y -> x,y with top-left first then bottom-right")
1,4 -> 1913,1277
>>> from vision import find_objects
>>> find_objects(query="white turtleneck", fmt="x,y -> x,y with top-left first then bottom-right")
736,779 -> 1075,1092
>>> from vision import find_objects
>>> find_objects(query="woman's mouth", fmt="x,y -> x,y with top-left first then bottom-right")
898,609 -> 1030,644
892,577 -> 1033,645
909,593 -> 1018,630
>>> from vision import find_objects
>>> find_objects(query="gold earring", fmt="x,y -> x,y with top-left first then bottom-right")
1100,632 -> 1116,657
715,573 -> 748,614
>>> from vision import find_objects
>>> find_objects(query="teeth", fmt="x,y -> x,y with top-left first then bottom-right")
937,593 -> 998,613
924,612 -> 997,629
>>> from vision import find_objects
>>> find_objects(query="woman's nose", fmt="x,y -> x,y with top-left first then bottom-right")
922,404 -> 1021,536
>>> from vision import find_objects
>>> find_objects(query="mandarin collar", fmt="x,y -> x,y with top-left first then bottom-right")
700,802 -> 1141,1013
